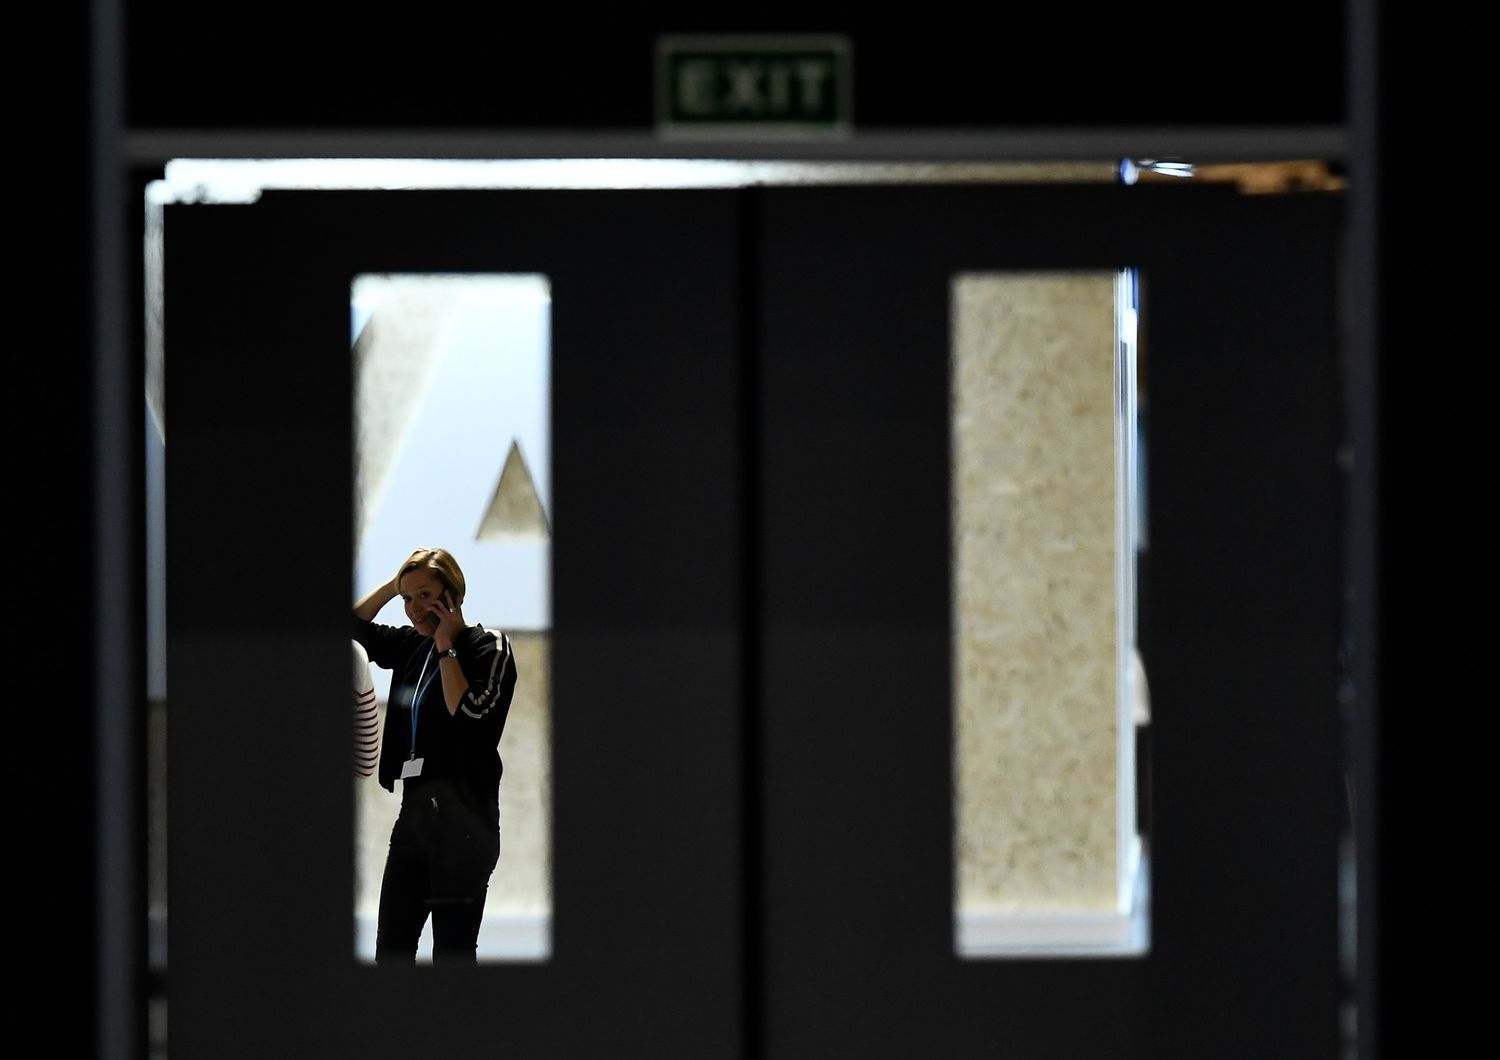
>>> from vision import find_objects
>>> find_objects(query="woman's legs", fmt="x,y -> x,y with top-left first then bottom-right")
375,783 -> 500,964
428,803 -> 500,963
374,808 -> 430,963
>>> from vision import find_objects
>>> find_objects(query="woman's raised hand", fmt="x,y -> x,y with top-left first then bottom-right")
429,590 -> 466,651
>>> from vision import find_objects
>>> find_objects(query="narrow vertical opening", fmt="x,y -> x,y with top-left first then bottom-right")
351,273 -> 554,962
952,269 -> 1149,957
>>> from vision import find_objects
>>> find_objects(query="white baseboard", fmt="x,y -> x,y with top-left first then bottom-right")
955,839 -> 1151,958
354,911 -> 551,963
161,850 -> 1152,967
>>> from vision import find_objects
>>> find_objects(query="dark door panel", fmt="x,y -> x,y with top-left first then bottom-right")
756,183 -> 1342,1059
163,188 -> 748,1059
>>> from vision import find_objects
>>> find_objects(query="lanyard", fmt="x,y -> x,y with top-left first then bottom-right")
408,645 -> 442,759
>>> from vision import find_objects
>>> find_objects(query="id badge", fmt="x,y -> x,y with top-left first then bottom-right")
400,757 -> 425,779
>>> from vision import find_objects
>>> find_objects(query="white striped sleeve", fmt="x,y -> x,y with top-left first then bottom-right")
353,640 -> 380,777
354,687 -> 380,777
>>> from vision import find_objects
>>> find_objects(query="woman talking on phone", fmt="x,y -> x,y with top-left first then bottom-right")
353,546 -> 518,964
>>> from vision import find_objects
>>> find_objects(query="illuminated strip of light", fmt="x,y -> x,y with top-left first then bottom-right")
147,157 -> 1117,204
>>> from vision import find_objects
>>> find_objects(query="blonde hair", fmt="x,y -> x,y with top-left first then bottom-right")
397,547 -> 466,603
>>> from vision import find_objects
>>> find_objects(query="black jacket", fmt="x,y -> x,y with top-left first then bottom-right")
352,617 -> 517,830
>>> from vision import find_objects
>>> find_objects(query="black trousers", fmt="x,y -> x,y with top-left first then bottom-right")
375,776 -> 501,964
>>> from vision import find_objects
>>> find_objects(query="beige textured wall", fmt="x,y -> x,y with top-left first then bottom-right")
953,272 -> 1122,915
355,630 -> 552,918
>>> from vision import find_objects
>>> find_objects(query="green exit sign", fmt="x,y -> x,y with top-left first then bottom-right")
656,35 -> 852,137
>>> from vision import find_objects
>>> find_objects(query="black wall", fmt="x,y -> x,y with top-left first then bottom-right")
121,6 -> 1347,130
